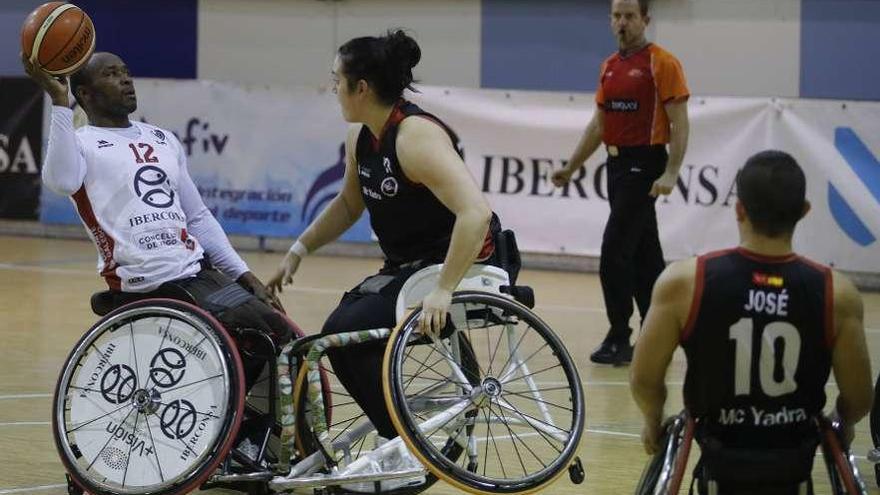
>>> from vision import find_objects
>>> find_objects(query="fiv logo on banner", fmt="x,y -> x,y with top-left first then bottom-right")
828,128 -> 879,247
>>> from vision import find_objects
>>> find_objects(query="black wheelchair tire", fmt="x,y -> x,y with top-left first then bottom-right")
383,291 -> 585,495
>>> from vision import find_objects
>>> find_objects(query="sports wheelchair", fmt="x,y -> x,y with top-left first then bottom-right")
868,371 -> 880,486
635,411 -> 868,495
53,262 -> 585,495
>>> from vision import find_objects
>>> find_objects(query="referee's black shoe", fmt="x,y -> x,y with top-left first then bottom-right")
589,337 -> 633,366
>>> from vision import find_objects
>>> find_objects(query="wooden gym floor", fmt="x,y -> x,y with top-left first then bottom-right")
1,235 -> 878,495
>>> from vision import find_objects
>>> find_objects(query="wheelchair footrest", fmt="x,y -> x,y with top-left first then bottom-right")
269,467 -> 426,490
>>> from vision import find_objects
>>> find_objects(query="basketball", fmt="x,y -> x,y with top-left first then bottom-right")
21,2 -> 95,76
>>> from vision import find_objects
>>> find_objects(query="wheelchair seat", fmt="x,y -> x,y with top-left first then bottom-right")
89,281 -> 202,317
395,263 -> 534,322
89,290 -> 115,316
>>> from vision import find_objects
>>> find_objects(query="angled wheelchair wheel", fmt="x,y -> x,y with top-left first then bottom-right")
819,417 -> 869,495
53,299 -> 246,495
634,413 -> 694,495
383,291 -> 585,495
292,335 -> 480,494
871,372 -> 880,487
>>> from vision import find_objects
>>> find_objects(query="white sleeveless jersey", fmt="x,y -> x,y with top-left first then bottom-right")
72,122 -> 204,291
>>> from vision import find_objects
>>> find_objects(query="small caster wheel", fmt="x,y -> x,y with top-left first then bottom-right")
568,456 -> 585,484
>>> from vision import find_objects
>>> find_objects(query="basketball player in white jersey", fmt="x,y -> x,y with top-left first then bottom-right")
22,52 -> 291,406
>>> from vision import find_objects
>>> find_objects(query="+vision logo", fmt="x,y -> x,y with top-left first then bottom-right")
829,127 -> 879,247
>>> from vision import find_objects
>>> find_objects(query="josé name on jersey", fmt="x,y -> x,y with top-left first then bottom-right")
71,122 -> 203,291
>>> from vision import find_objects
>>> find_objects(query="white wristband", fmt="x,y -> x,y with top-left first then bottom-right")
288,240 -> 309,258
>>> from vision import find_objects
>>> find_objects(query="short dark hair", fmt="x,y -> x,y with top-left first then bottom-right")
338,29 -> 421,105
69,63 -> 94,107
615,0 -> 649,16
735,150 -> 806,237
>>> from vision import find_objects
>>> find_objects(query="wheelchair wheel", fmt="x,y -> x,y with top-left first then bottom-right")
53,299 -> 246,495
383,291 -> 585,495
871,372 -> 880,487
634,413 -> 693,495
292,335 -> 481,494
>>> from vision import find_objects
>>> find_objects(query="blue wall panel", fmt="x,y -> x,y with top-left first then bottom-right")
0,1 -> 45,76
69,0 -> 197,79
801,0 -> 880,100
481,0 -> 616,92
2,1 -> 197,79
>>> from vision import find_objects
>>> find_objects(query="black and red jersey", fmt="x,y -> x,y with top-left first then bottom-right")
355,100 -> 462,266
681,248 -> 833,448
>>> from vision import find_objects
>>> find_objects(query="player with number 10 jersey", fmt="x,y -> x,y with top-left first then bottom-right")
681,246 -> 832,447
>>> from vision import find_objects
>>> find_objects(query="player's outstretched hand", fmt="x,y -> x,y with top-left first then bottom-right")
267,252 -> 302,296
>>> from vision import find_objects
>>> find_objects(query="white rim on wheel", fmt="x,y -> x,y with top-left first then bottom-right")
56,306 -> 236,494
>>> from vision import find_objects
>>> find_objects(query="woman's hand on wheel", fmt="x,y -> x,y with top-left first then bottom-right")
420,287 -> 453,339
267,252 -> 302,295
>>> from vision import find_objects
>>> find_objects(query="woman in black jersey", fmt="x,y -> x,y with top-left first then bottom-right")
267,30 -> 496,441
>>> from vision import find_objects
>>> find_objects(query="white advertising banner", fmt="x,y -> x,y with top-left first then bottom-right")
40,81 -> 880,273
412,87 -> 880,273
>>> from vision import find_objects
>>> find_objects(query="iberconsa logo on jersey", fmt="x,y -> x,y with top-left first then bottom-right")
134,165 -> 175,208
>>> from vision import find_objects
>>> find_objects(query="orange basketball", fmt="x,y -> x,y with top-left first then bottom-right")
21,2 -> 95,76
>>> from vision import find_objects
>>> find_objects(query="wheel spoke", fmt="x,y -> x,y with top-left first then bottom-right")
143,411 -> 165,482
502,363 -> 562,385
502,390 -> 574,412
495,398 -> 568,447
494,324 -> 531,384
130,323 -> 142,388
158,373 -> 224,394
486,401 -> 527,476
87,407 -> 136,472
66,403 -> 131,434
483,406 -> 507,478
486,318 -> 508,378
402,343 -> 439,390
493,400 -> 546,468
121,411 -> 141,487
499,343 -> 549,382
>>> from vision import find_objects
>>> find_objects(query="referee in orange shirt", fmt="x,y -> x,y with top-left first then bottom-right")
553,0 -> 690,365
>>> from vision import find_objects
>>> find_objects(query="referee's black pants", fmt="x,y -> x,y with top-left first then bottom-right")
600,145 -> 668,343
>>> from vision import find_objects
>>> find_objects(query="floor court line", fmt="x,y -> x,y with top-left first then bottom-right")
0,394 -> 53,400
2,262 -> 879,334
0,485 -> 66,495
1,379 -> 847,403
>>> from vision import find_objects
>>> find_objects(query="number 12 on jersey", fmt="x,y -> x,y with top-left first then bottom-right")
129,143 -> 158,164
729,318 -> 801,397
